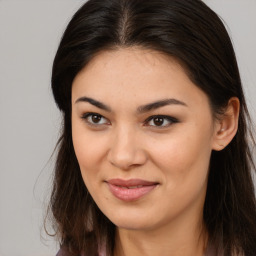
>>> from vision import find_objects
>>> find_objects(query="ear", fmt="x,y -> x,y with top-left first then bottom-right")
212,97 -> 240,151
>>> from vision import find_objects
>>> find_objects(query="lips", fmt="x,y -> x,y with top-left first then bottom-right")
106,179 -> 158,201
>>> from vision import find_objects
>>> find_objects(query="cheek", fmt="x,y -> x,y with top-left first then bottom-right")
72,134 -> 106,202
72,123 -> 104,167
149,128 -> 212,186
72,124 -> 107,189
148,133 -> 211,218
74,139 -> 102,170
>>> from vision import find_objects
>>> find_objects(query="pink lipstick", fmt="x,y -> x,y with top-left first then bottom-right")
106,179 -> 158,201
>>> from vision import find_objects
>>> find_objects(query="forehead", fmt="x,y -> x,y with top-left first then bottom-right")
76,47 -> 182,79
71,47 -> 210,112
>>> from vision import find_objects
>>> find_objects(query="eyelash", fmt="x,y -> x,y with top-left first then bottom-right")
81,112 -> 179,128
144,115 -> 179,128
81,112 -> 110,127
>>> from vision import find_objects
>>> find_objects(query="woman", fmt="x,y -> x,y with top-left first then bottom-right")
48,0 -> 256,255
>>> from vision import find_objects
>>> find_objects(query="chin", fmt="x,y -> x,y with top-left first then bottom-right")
113,218 -> 150,231
104,209 -> 157,231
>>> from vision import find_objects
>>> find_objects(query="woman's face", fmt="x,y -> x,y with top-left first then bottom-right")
72,48 -> 218,231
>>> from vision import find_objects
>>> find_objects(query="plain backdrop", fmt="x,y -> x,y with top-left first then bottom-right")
0,1 -> 255,256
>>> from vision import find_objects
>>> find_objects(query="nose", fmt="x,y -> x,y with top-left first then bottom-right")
107,126 -> 147,170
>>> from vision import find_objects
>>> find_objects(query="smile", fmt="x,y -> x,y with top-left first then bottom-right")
106,179 -> 159,201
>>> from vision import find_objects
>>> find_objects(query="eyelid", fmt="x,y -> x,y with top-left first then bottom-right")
80,113 -> 178,129
144,115 -> 179,127
81,112 -> 110,126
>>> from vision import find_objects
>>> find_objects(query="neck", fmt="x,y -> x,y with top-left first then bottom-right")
114,213 -> 208,256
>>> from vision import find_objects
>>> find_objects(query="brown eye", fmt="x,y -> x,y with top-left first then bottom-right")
81,113 -> 110,126
91,114 -> 102,123
145,115 -> 178,128
153,117 -> 164,126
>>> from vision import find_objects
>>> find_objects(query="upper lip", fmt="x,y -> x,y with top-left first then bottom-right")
106,179 -> 158,187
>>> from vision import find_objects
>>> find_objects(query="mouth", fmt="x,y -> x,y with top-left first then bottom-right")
106,179 -> 159,201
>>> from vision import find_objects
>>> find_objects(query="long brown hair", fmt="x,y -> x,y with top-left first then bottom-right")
48,0 -> 256,255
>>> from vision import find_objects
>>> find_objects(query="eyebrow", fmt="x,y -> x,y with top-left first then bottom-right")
75,96 -> 187,113
75,97 -> 112,112
137,98 -> 187,113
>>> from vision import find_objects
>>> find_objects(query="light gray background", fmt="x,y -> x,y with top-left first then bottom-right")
0,1 -> 255,256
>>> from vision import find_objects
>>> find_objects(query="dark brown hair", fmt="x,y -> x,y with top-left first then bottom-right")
48,0 -> 256,255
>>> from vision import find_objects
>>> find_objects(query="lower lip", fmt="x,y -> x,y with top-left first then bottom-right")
107,183 -> 157,201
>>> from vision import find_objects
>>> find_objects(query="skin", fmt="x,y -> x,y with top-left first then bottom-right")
71,47 -> 239,256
